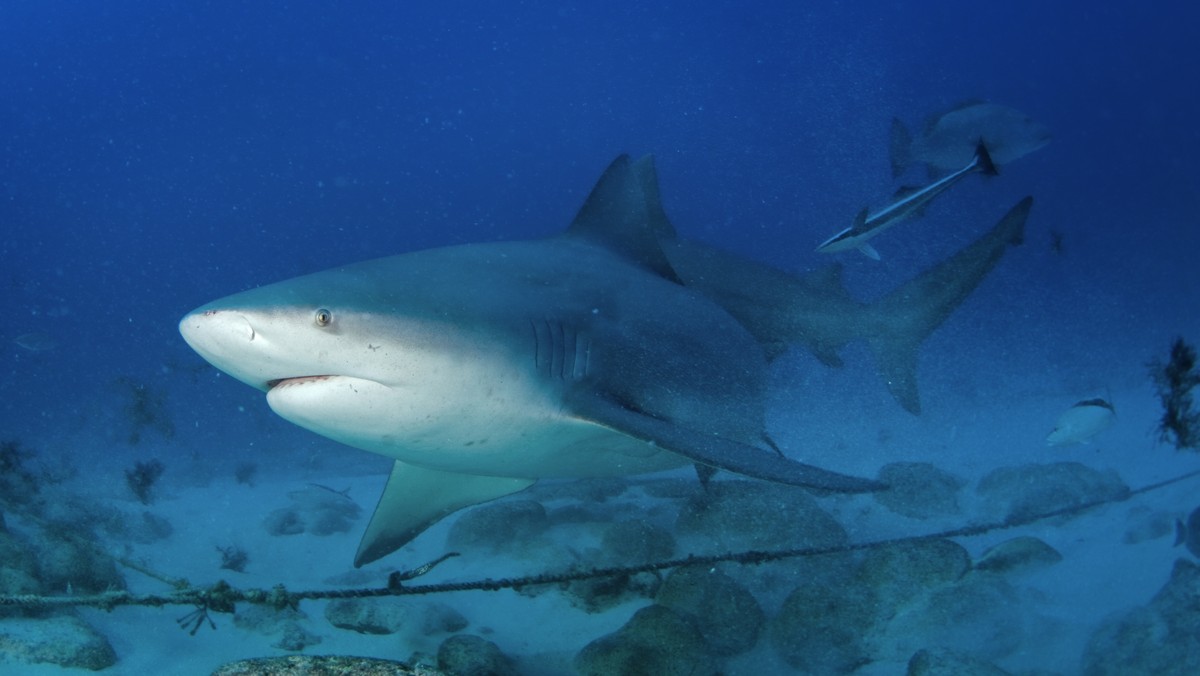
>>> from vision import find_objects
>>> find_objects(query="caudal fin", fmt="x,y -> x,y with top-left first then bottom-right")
866,197 -> 1032,413
890,118 -> 913,178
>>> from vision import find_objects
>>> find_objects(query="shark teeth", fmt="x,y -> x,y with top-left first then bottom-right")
267,375 -> 334,390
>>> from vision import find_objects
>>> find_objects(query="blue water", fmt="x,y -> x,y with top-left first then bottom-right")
3,2 -> 1199,673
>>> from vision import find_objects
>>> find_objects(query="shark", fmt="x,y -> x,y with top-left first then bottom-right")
817,141 -> 998,260
180,154 -> 1030,566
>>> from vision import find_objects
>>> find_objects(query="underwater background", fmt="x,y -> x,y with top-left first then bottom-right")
3,1 -> 1200,674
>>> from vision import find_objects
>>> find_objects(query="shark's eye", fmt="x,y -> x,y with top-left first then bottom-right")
314,308 -> 333,327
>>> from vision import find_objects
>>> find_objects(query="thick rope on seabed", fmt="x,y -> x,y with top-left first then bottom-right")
3,467 -> 1198,629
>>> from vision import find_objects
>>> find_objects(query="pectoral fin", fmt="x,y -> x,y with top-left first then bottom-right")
354,461 -> 534,567
568,390 -> 885,493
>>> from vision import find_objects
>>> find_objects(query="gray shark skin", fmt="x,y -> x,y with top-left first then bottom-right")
180,155 -> 1029,566
631,154 -> 1029,414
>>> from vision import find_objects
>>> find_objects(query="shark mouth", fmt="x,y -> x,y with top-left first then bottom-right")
267,375 -> 336,390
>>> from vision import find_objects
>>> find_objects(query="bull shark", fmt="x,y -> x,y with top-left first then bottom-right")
180,155 -> 1030,566
816,141 -> 998,260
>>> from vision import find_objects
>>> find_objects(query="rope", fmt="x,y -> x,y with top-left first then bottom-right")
3,466 -> 1198,631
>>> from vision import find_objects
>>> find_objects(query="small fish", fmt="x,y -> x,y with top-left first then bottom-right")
13,332 -> 56,352
817,141 -> 997,259
891,101 -> 1051,178
1176,508 -> 1200,558
1046,398 -> 1116,446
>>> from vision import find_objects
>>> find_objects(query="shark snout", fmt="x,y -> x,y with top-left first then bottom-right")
179,308 -> 273,390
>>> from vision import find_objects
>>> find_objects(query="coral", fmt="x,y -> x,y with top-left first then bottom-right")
125,459 -> 165,505
217,544 -> 249,572
234,462 -> 258,486
1149,337 -> 1200,450
116,377 -> 175,444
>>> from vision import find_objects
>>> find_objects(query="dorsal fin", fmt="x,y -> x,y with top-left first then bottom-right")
566,155 -> 683,283
632,154 -> 678,239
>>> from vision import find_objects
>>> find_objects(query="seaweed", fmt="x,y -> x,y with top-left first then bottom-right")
117,377 -> 175,445
1149,337 -> 1200,450
0,440 -> 41,508
217,544 -> 249,572
125,459 -> 166,505
234,462 -> 258,487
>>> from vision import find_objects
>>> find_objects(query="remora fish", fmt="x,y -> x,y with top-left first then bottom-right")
817,141 -> 998,259
180,155 -> 1029,565
1046,398 -> 1116,446
891,101 -> 1050,177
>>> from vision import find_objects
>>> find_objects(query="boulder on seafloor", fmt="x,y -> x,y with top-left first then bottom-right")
575,604 -> 715,676
975,462 -> 1128,523
325,597 -> 410,635
973,536 -> 1062,575
445,499 -> 550,554
31,531 -> 125,595
420,602 -> 469,636
263,485 -> 362,537
857,538 -> 971,613
0,613 -> 117,671
883,572 -> 1026,663
1121,506 -> 1174,545
212,655 -> 443,675
437,634 -> 518,676
599,519 -> 676,565
907,647 -> 1013,675
235,604 -> 322,652
770,576 -> 877,674
0,529 -> 42,605
655,566 -> 763,657
874,462 -> 966,519
1081,558 -> 1200,675
675,480 -> 846,550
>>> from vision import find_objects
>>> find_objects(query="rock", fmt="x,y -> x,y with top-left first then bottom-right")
1081,558 -> 1200,675
0,530 -> 42,602
675,480 -> 845,551
271,621 -> 321,651
656,566 -> 763,657
857,539 -> 970,613
974,536 -> 1062,575
562,570 -> 661,613
129,510 -> 174,543
325,597 -> 409,635
599,520 -> 676,565
887,573 -> 1025,663
32,531 -> 125,595
975,462 -> 1128,523
0,613 -> 118,671
1122,507 -> 1174,545
263,486 -> 361,537
233,605 -> 321,652
874,462 -> 966,519
907,647 -> 1013,675
213,655 -> 443,675
421,602 -> 469,635
529,477 -> 629,502
445,500 -> 550,554
263,508 -> 306,536
575,604 -> 714,676
437,633 -> 518,676
770,576 -> 876,674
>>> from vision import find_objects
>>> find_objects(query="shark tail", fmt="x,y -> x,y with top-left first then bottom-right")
865,196 -> 1032,413
890,118 -> 913,178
